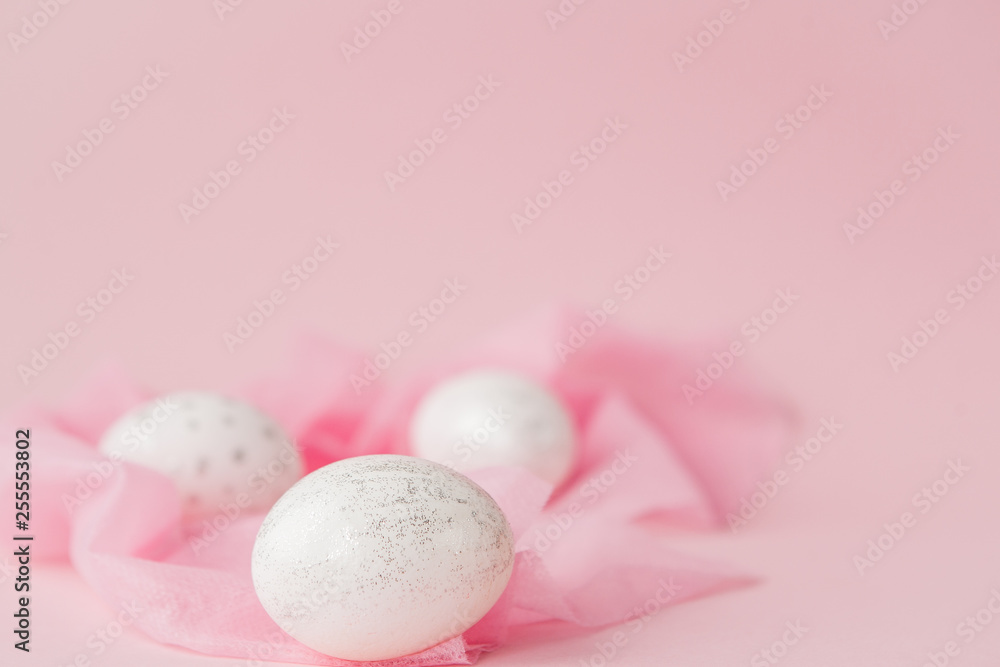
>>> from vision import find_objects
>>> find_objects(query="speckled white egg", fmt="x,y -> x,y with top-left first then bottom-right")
409,369 -> 576,486
251,455 -> 514,661
98,391 -> 301,516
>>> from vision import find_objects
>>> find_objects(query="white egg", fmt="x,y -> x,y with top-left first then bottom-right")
251,455 -> 514,661
409,369 -> 576,486
98,391 -> 301,516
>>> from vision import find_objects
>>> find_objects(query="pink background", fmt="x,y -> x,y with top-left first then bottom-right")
2,0 -> 999,665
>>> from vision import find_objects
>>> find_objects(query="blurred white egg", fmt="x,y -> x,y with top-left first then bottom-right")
251,454 -> 514,661
409,369 -> 576,486
98,391 -> 301,516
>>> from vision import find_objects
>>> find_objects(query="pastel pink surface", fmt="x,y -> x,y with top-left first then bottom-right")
1,0 -> 999,665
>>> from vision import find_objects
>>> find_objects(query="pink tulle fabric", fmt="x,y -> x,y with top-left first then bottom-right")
0,308 -> 794,665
